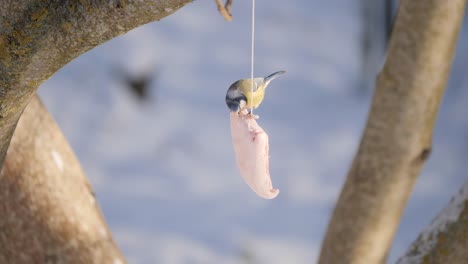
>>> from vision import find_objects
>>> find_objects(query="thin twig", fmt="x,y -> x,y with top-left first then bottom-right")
215,0 -> 233,21
225,0 -> 233,12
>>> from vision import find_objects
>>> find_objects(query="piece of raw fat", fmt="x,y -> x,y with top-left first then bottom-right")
230,112 -> 279,199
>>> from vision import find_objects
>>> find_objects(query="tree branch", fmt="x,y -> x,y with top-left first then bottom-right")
0,0 -> 192,169
397,181 -> 468,264
215,0 -> 233,21
0,95 -> 124,263
318,1 -> 467,263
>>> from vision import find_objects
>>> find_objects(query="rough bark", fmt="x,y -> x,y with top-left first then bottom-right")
0,0 -> 192,168
397,181 -> 468,264
0,0 -> 192,262
319,1 -> 467,264
0,95 -> 124,263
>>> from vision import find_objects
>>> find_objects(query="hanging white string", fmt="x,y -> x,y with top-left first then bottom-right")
250,0 -> 255,115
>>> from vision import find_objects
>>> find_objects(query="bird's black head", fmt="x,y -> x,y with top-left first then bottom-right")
225,94 -> 247,113
225,82 -> 248,112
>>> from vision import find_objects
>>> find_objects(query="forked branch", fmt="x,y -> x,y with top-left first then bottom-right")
319,0 -> 467,263
215,0 -> 234,21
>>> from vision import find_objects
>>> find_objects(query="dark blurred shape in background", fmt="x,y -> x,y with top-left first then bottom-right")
359,0 -> 396,96
115,66 -> 159,103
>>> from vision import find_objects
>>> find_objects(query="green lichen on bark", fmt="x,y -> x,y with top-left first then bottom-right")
398,184 -> 468,264
421,200 -> 467,263
0,0 -> 192,167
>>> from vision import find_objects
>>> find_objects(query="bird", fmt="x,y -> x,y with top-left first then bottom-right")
225,70 -> 286,114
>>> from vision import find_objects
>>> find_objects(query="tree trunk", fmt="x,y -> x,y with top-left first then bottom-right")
0,95 -> 124,263
319,1 -> 467,263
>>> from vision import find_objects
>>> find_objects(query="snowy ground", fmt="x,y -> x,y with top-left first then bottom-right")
38,1 -> 468,263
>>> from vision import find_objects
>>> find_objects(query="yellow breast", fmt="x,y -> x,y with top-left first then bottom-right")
238,79 -> 266,109
245,88 -> 265,109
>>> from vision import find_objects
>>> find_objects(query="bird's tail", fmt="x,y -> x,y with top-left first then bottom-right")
263,71 -> 286,86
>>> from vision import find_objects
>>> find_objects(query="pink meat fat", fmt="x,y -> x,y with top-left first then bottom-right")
230,112 -> 279,199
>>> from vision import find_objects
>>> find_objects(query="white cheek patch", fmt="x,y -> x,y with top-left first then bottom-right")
230,110 -> 279,199
239,100 -> 247,110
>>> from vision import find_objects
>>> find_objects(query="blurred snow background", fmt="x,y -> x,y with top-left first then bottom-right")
37,1 -> 467,263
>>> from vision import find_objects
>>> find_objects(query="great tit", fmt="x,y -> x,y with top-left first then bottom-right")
225,71 -> 286,113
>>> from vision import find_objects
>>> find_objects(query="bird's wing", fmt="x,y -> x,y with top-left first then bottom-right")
239,78 -> 266,94
253,78 -> 265,92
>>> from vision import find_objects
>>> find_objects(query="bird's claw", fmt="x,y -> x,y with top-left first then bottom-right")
249,113 -> 259,120
236,109 -> 259,120
244,111 -> 259,120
